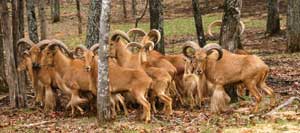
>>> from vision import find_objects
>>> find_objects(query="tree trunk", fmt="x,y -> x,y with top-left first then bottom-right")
51,0 -> 60,23
219,0 -> 243,51
266,0 -> 280,35
131,0 -> 137,18
149,0 -> 165,54
219,0 -> 242,103
122,0 -> 127,19
205,0 -> 209,8
0,19 -> 9,93
1,0 -> 24,108
12,0 -> 27,107
192,0 -> 206,47
38,0 -> 47,40
287,0 -> 300,52
76,0 -> 83,34
97,0 -> 111,124
85,0 -> 102,48
26,0 -> 39,43
18,0 -> 25,38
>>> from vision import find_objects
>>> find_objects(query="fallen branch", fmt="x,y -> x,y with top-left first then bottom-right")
19,120 -> 57,128
265,96 -> 300,116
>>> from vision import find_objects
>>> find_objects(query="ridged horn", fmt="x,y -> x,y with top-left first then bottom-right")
127,28 -> 147,37
110,30 -> 131,42
207,20 -> 222,38
144,41 -> 155,51
74,45 -> 88,56
36,39 -> 53,50
203,43 -> 223,60
182,41 -> 200,58
126,42 -> 143,49
90,43 -> 100,53
48,39 -> 73,58
239,20 -> 245,35
17,38 -> 34,50
147,29 -> 161,44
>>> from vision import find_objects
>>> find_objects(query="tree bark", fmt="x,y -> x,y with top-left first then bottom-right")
51,0 -> 60,23
219,0 -> 242,103
38,0 -> 47,40
219,0 -> 243,51
266,0 -> 280,35
97,0 -> 111,124
18,0 -> 25,38
85,0 -> 102,48
12,0 -> 27,107
76,0 -> 83,34
192,0 -> 206,47
1,0 -> 24,108
122,0 -> 127,19
0,19 -> 9,93
149,0 -> 165,54
26,0 -> 39,43
131,0 -> 137,18
287,0 -> 300,52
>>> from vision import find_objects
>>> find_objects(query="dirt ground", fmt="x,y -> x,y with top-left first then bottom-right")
1,0 -> 300,132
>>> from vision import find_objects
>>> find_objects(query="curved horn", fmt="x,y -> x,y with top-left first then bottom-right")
203,43 -> 223,60
110,30 -> 131,42
182,41 -> 200,58
48,39 -> 73,58
144,41 -> 155,51
74,45 -> 88,56
17,38 -> 34,50
207,20 -> 222,38
127,28 -> 147,37
147,29 -> 161,44
90,43 -> 100,53
239,20 -> 245,35
125,42 -> 144,49
36,39 -> 53,50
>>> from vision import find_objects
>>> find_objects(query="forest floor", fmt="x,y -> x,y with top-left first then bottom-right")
1,0 -> 300,132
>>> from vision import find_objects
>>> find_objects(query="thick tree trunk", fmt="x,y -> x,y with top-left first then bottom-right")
18,0 -> 25,38
85,0 -> 102,48
122,0 -> 127,18
219,0 -> 242,103
12,0 -> 27,107
38,0 -> 47,40
97,0 -> 111,124
149,0 -> 165,54
76,0 -> 83,34
51,0 -> 60,23
26,0 -> 39,43
1,0 -> 24,108
0,20 -> 8,93
219,0 -> 243,51
266,0 -> 280,35
192,0 -> 206,47
287,0 -> 300,52
131,0 -> 137,18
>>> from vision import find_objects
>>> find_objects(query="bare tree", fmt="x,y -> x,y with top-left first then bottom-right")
26,0 -> 39,43
192,0 -> 206,47
51,0 -> 60,23
219,0 -> 243,51
85,0 -> 102,48
12,0 -> 27,107
266,0 -> 280,35
0,20 -> 8,93
18,0 -> 25,38
1,0 -> 25,108
135,0 -> 148,28
76,0 -> 83,34
38,0 -> 47,39
287,0 -> 300,52
219,0 -> 243,102
149,0 -> 165,54
131,0 -> 137,18
122,0 -> 127,19
97,0 -> 111,123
